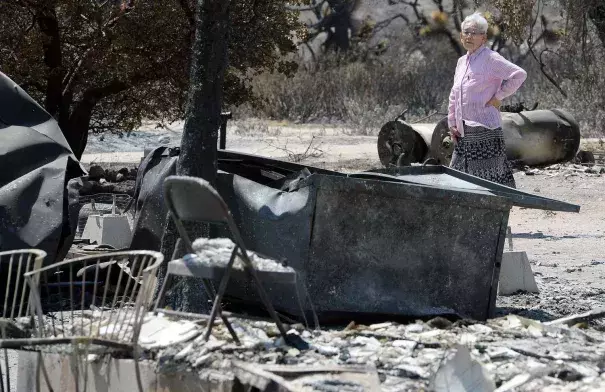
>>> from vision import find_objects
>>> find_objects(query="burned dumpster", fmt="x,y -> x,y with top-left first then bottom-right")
131,149 -> 578,323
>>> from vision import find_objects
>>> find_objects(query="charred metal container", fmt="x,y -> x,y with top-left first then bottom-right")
212,160 -> 579,322
131,150 -> 578,323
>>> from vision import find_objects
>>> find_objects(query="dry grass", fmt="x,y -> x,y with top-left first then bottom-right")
240,38 -> 605,138
581,139 -> 605,153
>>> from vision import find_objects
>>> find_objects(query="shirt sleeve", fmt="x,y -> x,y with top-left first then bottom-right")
448,59 -> 461,129
490,53 -> 527,101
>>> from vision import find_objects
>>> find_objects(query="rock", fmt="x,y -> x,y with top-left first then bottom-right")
485,346 -> 519,360
80,179 -> 94,193
391,340 -> 417,351
369,322 -> 393,330
427,316 -> 453,329
576,150 -> 595,164
88,165 -> 105,180
394,364 -> 430,379
104,170 -> 118,182
586,166 -> 600,174
314,344 -> 340,356
192,353 -> 212,367
405,323 -> 425,333
351,336 -> 381,349
467,324 -> 493,335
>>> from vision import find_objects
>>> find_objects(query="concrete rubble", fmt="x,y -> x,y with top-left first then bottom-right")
130,310 -> 605,391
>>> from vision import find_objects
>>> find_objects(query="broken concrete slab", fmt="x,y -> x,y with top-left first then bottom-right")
498,251 -> 539,296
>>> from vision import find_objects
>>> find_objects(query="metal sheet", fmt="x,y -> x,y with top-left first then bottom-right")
362,165 -> 580,213
299,174 -> 509,321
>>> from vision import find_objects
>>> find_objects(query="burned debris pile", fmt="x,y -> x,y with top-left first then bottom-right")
136,311 -> 605,391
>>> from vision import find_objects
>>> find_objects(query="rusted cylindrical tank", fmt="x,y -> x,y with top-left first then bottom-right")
377,119 -> 434,167
430,109 -> 581,166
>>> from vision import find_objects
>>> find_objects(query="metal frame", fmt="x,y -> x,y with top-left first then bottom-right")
157,175 -> 290,343
0,249 -> 47,392
19,250 -> 162,392
23,250 -> 163,347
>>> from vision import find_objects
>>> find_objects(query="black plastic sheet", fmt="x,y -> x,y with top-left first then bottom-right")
0,72 -> 85,262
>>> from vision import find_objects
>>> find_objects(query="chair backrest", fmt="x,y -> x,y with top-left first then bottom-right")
23,250 -> 163,348
163,175 -> 247,251
0,249 -> 46,320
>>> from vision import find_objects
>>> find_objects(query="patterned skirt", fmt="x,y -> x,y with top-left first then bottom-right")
449,123 -> 516,188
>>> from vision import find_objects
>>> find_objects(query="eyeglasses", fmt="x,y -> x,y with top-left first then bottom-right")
461,30 -> 485,37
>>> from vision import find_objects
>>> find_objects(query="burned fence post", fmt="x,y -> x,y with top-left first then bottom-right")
219,111 -> 232,150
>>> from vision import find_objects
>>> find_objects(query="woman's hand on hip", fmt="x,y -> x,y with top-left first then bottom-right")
487,97 -> 501,109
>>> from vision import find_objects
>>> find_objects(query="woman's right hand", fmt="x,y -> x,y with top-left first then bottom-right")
449,127 -> 461,143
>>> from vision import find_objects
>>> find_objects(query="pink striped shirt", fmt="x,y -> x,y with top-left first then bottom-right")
448,46 -> 527,136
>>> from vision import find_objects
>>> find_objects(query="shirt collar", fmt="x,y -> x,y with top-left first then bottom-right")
466,45 -> 487,60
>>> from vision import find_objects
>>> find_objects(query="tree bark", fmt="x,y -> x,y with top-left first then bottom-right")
157,0 -> 232,313
64,102 -> 95,159
177,0 -> 231,183
36,3 -> 64,118
588,2 -> 605,46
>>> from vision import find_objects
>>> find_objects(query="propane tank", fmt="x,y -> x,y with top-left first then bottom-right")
377,119 -> 434,167
429,109 -> 581,167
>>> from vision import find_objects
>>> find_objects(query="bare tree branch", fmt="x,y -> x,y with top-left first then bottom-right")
285,1 -> 327,12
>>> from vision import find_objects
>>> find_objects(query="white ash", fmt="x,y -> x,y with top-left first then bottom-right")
139,311 -> 605,391
521,163 -> 605,177
33,307 -> 143,353
191,237 -> 294,273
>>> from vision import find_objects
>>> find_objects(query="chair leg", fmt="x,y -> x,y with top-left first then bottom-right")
243,263 -> 289,341
203,249 -> 238,341
202,276 -> 238,344
153,275 -> 173,312
219,311 -> 240,345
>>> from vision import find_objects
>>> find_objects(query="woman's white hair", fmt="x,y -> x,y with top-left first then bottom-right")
461,12 -> 489,34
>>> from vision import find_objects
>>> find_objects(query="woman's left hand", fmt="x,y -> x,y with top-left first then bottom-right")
487,97 -> 501,109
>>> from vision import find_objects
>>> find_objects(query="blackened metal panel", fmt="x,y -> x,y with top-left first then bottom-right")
216,173 -> 317,315
305,174 -> 510,321
363,165 -> 580,212
219,174 -> 315,271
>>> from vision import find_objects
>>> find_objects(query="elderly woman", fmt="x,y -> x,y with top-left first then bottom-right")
448,12 -> 527,188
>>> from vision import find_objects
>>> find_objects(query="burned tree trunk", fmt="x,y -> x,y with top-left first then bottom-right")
158,0 -> 232,313
177,0 -> 231,182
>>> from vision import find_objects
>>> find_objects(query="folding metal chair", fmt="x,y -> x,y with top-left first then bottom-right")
0,249 -> 46,392
156,175 -> 294,343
